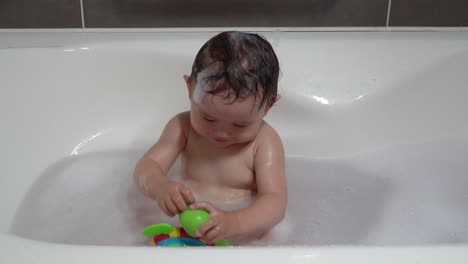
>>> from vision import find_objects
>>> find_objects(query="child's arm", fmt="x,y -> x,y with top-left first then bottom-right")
233,129 -> 286,238
192,127 -> 286,243
133,112 -> 195,216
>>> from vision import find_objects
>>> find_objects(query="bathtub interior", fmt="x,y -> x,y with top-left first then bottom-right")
9,141 -> 468,246
1,32 -> 468,247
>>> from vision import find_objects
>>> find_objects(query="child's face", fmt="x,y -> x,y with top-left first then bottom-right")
185,76 -> 272,148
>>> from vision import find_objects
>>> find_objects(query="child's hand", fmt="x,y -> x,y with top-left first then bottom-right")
157,181 -> 195,217
190,202 -> 238,244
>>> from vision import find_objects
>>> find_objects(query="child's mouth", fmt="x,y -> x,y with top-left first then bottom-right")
214,137 -> 228,143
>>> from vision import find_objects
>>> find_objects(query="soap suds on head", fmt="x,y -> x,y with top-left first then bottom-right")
189,31 -> 280,111
192,66 -> 214,104
191,58 -> 258,106
192,62 -> 238,104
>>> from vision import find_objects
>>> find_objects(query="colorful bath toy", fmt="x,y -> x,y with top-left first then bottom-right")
142,208 -> 230,247
179,208 -> 210,237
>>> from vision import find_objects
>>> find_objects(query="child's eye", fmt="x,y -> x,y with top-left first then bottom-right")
203,116 -> 216,122
234,123 -> 248,128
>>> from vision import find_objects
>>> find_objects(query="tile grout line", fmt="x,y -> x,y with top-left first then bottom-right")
386,0 -> 392,28
2,27 -> 468,33
80,0 -> 85,29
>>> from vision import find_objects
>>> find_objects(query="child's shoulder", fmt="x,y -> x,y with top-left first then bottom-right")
255,121 -> 283,149
173,111 -> 191,123
252,121 -> 284,163
165,111 -> 191,137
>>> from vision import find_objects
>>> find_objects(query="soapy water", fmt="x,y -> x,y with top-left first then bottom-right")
10,150 -> 291,246
11,139 -> 468,246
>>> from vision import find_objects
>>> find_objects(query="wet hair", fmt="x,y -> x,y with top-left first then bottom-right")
189,31 -> 279,109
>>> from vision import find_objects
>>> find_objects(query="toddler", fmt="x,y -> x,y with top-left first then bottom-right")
134,31 -> 287,245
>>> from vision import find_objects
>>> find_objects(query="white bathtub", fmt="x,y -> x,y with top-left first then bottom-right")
1,31 -> 468,263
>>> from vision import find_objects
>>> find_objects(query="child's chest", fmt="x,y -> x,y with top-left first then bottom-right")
181,136 -> 256,191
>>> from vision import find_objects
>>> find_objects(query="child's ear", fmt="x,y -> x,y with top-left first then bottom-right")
183,75 -> 192,99
263,95 -> 281,116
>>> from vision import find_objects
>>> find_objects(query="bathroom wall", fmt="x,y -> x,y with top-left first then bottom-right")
0,0 -> 467,29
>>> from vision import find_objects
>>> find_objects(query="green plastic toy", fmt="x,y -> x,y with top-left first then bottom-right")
142,207 -> 230,247
179,208 -> 210,237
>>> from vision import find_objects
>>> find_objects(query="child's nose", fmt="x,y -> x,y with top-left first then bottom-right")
214,129 -> 229,138
213,124 -> 230,138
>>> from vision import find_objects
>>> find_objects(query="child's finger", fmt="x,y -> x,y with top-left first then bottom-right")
190,201 -> 216,214
180,186 -> 195,204
196,218 -> 217,237
164,200 -> 177,216
202,225 -> 222,244
158,199 -> 172,217
171,191 -> 187,212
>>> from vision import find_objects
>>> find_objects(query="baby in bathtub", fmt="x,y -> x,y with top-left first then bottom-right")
133,31 -> 287,245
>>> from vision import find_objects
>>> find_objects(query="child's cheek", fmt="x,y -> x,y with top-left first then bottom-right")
238,128 -> 258,142
191,116 -> 200,128
191,117 -> 207,136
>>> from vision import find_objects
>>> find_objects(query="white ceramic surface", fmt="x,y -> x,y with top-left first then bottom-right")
1,31 -> 468,263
